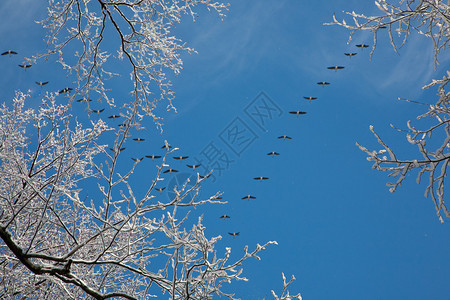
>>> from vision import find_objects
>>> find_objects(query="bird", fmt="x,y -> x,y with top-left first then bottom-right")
327,65 -> 344,71
1,50 -> 17,56
173,156 -> 188,161
35,81 -> 49,87
145,154 -> 161,160
228,232 -> 240,237
187,164 -> 201,170
242,195 -> 256,200
317,81 -> 330,87
118,123 -> 127,128
254,176 -> 269,181
59,87 -> 73,94
155,187 -> 166,193
267,151 -> 280,157
77,98 -> 92,103
379,25 -> 387,29
289,110 -> 307,117
163,169 -> 178,174
131,157 -> 144,162
356,43 -> 369,49
90,109 -> 104,114
199,174 -> 210,179
220,215 -> 231,219
108,115 -> 120,120
277,135 -> 292,140
132,138 -> 145,142
344,53 -> 358,58
303,96 -> 318,102
161,143 -> 172,150
109,147 -> 126,152
18,64 -> 32,70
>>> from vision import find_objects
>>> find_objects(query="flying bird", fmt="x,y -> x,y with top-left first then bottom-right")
187,164 -> 201,170
133,138 -> 145,142
155,187 -> 166,193
344,53 -> 358,58
220,215 -> 231,219
109,147 -> 126,153
317,81 -> 330,87
173,156 -> 189,161
289,110 -> 307,117
35,81 -> 49,87
199,174 -> 210,179
18,64 -> 32,70
254,176 -> 269,181
277,135 -> 292,140
161,143 -> 172,150
327,65 -> 344,71
242,195 -> 256,200
356,43 -> 369,49
77,98 -> 92,103
303,96 -> 318,102
90,109 -> 104,114
131,157 -> 144,162
1,50 -> 17,56
108,115 -> 121,120
267,151 -> 280,157
163,169 -> 178,174
228,232 -> 240,237
145,154 -> 161,160
59,87 -> 73,94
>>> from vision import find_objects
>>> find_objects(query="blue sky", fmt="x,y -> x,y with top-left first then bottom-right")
1,0 -> 450,299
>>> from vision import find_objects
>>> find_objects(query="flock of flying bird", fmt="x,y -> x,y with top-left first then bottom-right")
2,42 -> 369,238
224,43 -> 371,237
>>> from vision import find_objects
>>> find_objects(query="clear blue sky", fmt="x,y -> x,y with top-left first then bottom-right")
1,0 -> 450,299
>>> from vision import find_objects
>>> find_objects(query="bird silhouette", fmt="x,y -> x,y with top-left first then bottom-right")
90,109 -> 104,114
109,147 -> 126,153
173,156 -> 189,161
356,43 -> 369,49
317,81 -> 330,87
163,169 -> 178,174
254,176 -> 269,181
228,232 -> 240,237
327,65 -> 344,71
277,135 -> 292,140
35,81 -> 49,87
18,64 -> 32,70
242,195 -> 256,200
199,174 -> 210,179
161,143 -> 172,150
133,138 -> 145,142
155,187 -> 166,193
59,88 -> 73,94
303,96 -> 318,102
1,50 -> 17,56
289,110 -> 307,117
220,215 -> 231,219
267,151 -> 280,157
187,164 -> 201,170
344,53 -> 358,58
108,115 -> 120,120
145,154 -> 161,160
77,98 -> 92,103
131,157 -> 144,162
